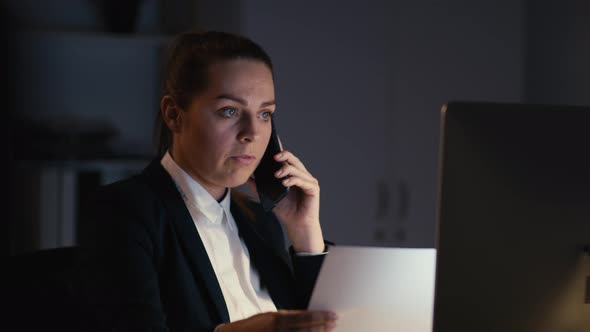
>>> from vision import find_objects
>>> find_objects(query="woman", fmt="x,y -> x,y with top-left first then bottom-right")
78,31 -> 337,332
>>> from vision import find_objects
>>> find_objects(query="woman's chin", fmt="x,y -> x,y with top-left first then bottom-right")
223,172 -> 252,188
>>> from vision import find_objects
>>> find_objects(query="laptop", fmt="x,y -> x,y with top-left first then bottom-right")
307,101 -> 590,332
434,101 -> 590,332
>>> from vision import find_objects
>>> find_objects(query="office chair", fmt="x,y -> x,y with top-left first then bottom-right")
3,246 -> 83,331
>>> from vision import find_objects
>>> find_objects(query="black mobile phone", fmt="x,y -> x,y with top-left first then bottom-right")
254,115 -> 289,212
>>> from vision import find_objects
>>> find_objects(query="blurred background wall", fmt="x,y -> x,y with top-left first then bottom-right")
3,0 -> 589,254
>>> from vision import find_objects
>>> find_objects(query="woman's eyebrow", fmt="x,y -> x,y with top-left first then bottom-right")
215,94 -> 275,108
260,100 -> 276,107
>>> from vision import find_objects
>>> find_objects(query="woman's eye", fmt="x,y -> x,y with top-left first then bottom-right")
260,111 -> 272,120
221,108 -> 238,118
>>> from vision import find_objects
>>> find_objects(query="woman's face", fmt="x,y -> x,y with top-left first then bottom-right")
171,59 -> 275,197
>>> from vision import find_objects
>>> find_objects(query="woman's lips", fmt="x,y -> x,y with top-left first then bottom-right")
231,155 -> 256,165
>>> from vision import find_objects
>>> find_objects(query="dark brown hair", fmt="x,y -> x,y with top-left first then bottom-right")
154,30 -> 274,158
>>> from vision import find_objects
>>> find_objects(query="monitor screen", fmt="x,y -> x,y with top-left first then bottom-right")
434,101 -> 590,332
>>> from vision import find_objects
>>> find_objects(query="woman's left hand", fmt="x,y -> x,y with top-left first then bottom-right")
247,150 -> 325,254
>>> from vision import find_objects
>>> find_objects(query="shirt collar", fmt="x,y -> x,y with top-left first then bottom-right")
161,151 -> 232,225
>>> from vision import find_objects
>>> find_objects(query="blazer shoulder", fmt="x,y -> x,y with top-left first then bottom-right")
83,174 -> 164,221
92,174 -> 159,204
78,172 -> 170,247
86,158 -> 170,206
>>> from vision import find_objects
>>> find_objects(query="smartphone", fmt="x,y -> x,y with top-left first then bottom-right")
254,115 -> 289,212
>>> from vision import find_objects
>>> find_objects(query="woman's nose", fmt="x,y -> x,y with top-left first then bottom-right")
238,116 -> 260,143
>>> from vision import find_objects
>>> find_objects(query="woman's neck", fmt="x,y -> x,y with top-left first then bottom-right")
168,149 -> 227,201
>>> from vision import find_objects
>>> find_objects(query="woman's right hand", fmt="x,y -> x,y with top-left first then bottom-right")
217,310 -> 338,332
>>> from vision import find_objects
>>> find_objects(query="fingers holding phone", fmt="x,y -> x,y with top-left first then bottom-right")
273,151 -> 317,197
271,148 -> 324,254
251,115 -> 324,253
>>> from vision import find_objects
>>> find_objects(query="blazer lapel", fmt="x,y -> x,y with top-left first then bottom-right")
142,160 -> 230,323
230,201 -> 297,309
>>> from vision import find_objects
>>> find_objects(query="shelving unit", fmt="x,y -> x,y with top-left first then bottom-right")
7,1 -> 179,255
12,158 -> 151,255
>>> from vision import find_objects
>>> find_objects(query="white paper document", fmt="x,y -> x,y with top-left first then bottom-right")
308,246 -> 437,332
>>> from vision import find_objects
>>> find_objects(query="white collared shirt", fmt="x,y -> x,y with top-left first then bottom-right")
161,152 -> 277,322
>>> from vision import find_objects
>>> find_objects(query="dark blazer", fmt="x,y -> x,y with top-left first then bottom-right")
76,159 -> 327,332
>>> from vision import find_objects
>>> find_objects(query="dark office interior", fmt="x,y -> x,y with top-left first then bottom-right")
2,0 -> 589,331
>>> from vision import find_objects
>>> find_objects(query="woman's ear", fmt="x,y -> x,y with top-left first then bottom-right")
161,95 -> 183,132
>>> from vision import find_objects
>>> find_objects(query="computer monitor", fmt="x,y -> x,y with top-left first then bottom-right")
434,101 -> 590,332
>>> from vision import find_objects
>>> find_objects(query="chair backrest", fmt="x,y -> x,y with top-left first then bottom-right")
4,246 -> 82,331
